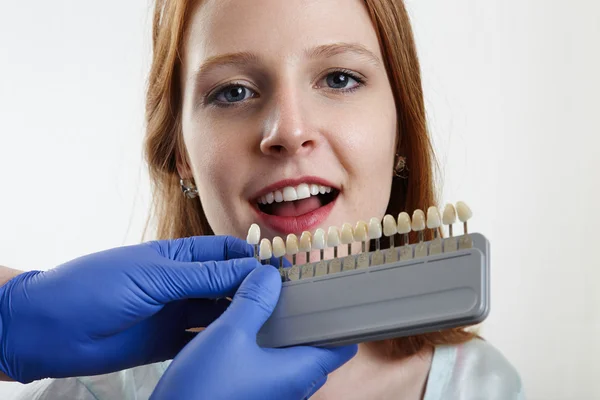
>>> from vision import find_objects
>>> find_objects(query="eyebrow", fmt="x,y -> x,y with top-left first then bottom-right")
304,42 -> 381,66
191,42 -> 381,84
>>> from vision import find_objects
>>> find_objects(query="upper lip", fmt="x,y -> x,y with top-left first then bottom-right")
250,176 -> 339,201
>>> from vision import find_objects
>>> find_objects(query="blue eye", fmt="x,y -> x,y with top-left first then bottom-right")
214,85 -> 256,103
325,71 -> 361,90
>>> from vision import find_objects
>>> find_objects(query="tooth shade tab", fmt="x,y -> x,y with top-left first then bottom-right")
272,236 -> 286,258
368,217 -> 383,239
456,201 -> 473,222
327,226 -> 341,247
442,204 -> 457,225
259,238 -> 272,260
383,215 -> 398,236
397,212 -> 411,234
313,228 -> 326,249
299,231 -> 312,252
411,210 -> 426,231
353,221 -> 368,242
247,224 -> 260,245
340,223 -> 354,244
286,234 -> 299,254
426,207 -> 442,229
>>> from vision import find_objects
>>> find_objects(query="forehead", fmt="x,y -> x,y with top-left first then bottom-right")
183,0 -> 383,66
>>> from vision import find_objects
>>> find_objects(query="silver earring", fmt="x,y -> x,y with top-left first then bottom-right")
394,155 -> 408,178
180,178 -> 199,199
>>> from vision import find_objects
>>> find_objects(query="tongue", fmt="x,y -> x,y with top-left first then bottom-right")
269,196 -> 323,217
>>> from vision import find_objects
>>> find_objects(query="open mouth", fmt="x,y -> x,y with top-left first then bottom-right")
255,183 -> 340,217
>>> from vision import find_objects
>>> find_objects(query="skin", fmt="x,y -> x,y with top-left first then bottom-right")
179,0 -> 432,398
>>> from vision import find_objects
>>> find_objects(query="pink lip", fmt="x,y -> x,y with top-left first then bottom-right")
252,195 -> 338,235
250,176 -> 339,201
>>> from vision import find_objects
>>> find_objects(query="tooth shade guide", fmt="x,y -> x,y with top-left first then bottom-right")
429,237 -> 443,255
287,265 -> 300,281
371,251 -> 384,266
414,243 -> 427,258
443,237 -> 458,253
459,235 -> 473,249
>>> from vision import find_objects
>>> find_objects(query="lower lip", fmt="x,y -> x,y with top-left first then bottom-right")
252,195 -> 338,235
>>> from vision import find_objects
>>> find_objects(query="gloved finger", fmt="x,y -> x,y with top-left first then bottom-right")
149,235 -> 254,263
142,257 -> 261,303
303,375 -> 328,399
278,344 -> 358,383
185,298 -> 231,329
266,254 -> 293,269
223,265 -> 282,335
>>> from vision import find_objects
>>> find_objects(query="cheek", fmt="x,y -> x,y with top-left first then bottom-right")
183,119 -> 248,198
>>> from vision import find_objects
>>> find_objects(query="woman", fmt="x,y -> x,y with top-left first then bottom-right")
17,0 -> 524,398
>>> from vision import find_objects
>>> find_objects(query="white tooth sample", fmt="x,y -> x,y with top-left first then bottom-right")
266,192 -> 275,204
259,238 -> 272,260
427,206 -> 442,229
412,209 -> 426,255
313,228 -> 328,276
286,234 -> 300,281
340,223 -> 356,271
327,226 -> 341,247
354,221 -> 369,268
319,185 -> 327,194
442,204 -> 457,225
427,207 -> 443,255
299,231 -> 312,252
411,210 -> 426,231
299,231 -> 314,278
340,223 -> 354,244
327,226 -> 342,274
272,236 -> 286,258
283,186 -> 298,201
312,228 -> 326,250
383,214 -> 398,263
368,217 -> 384,265
397,212 -> 411,234
383,215 -> 398,237
456,201 -> 473,222
310,184 -> 320,195
353,221 -> 368,242
326,187 -> 331,193
368,217 -> 383,239
274,190 -> 284,203
296,183 -> 311,200
286,234 -> 299,255
456,201 -> 473,248
246,223 -> 260,245
259,196 -> 266,205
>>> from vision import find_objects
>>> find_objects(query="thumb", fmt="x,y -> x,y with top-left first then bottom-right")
141,257 -> 261,303
223,265 -> 282,335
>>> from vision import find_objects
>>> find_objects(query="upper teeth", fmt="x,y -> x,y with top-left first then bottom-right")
258,183 -> 332,205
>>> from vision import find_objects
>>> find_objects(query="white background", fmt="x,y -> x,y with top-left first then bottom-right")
0,0 -> 598,399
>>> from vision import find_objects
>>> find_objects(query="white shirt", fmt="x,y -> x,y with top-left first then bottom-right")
15,338 -> 524,399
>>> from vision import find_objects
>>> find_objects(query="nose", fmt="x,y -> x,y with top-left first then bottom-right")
260,86 -> 318,157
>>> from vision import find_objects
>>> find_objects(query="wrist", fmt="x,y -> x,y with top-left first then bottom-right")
0,266 -> 24,287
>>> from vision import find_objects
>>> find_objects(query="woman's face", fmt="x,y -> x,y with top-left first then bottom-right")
180,0 -> 397,257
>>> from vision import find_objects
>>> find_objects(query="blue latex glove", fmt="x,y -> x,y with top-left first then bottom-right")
0,235 -> 263,383
151,265 -> 358,400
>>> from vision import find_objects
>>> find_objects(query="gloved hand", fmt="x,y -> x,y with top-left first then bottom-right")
0,235 -> 263,383
151,265 -> 358,400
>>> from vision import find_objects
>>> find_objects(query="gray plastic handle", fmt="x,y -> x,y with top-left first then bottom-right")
257,233 -> 490,348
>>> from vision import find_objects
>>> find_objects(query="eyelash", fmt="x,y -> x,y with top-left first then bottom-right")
204,68 -> 366,109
